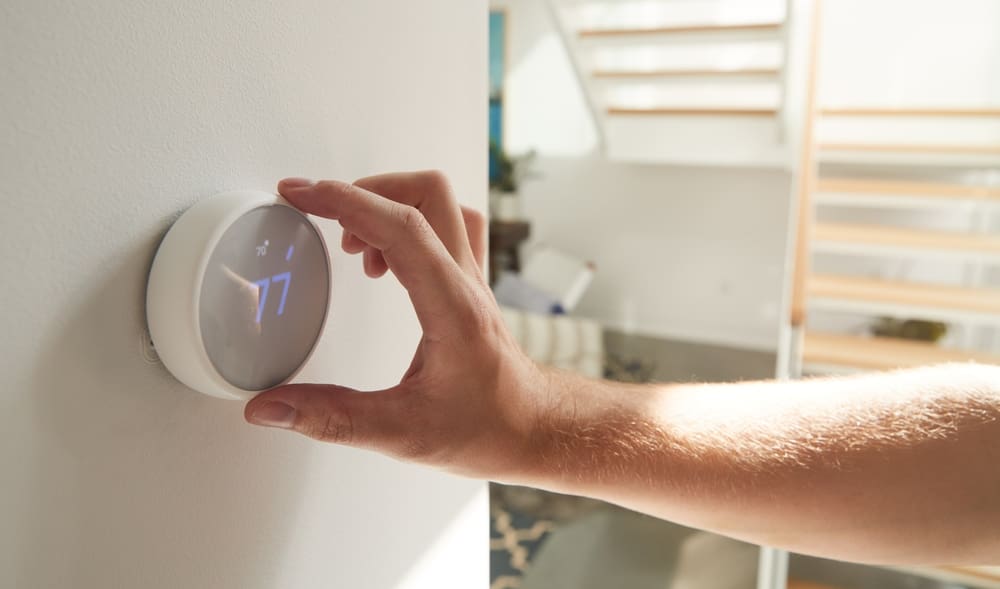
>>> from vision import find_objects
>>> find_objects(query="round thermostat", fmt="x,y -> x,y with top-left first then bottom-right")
146,191 -> 331,400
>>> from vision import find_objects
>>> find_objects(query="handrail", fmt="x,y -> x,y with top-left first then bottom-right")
788,0 -> 822,328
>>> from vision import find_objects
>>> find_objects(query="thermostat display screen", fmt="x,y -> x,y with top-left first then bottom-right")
199,205 -> 329,391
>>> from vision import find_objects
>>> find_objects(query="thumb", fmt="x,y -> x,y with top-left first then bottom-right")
245,383 -> 405,449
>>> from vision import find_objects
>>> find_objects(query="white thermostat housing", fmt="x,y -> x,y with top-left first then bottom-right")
146,191 -> 331,400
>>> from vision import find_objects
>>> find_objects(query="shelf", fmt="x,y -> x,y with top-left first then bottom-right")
808,274 -> 1000,316
816,178 -> 1000,202
579,21 -> 783,38
803,332 -> 1000,371
821,107 -> 1000,117
594,68 -> 780,78
607,107 -> 778,116
812,222 -> 1000,257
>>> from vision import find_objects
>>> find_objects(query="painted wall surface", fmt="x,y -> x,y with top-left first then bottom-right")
518,156 -> 791,351
0,1 -> 488,588
819,0 -> 1000,108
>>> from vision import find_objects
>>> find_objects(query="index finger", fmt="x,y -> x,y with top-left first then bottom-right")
279,180 -> 475,341
353,171 -> 479,274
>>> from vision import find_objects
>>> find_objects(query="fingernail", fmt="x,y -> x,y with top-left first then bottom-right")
250,401 -> 297,429
280,177 -> 315,189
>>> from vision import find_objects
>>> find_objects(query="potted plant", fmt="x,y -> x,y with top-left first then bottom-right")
489,141 -> 537,221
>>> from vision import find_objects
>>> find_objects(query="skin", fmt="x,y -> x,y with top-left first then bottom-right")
245,172 -> 1000,566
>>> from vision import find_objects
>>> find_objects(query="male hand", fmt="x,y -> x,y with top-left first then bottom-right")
244,172 -> 549,480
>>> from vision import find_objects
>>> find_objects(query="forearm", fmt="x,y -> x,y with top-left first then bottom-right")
256,175 -> 998,566
509,363 -> 1000,565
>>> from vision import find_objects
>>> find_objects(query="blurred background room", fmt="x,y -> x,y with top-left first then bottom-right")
485,0 -> 1000,588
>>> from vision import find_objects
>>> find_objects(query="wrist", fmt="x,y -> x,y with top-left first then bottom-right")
510,367 -> 651,490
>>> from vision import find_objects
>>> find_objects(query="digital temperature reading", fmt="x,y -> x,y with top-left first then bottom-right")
198,205 -> 329,392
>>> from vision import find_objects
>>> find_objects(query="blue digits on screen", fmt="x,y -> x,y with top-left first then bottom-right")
271,272 -> 291,316
253,246 -> 294,324
253,278 -> 271,324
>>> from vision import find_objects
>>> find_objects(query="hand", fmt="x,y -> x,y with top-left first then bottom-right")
245,172 -> 549,479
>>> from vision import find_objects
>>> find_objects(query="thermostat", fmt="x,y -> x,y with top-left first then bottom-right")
146,191 -> 330,400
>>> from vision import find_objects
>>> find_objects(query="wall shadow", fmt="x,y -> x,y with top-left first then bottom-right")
18,230 -> 485,588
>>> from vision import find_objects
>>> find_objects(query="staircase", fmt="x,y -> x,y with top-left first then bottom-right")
792,113 -> 1000,373
766,3 -> 1000,588
777,0 -> 1000,377
545,0 -> 796,166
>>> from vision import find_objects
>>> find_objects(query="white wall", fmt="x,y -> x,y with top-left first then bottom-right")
0,2 -> 487,588
520,156 -> 790,351
496,0 -> 793,351
819,0 -> 1000,108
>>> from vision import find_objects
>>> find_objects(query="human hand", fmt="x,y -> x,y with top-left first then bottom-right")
244,172 -> 550,480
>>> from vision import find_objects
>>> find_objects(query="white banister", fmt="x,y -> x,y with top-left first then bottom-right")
541,0 -> 608,151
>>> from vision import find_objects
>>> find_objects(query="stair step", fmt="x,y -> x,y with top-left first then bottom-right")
803,332 -> 1000,371
808,274 -> 1000,320
788,581 -> 843,589
881,566 -> 1000,589
792,568 -> 1000,589
822,107 -> 1000,117
579,21 -> 783,38
816,178 -> 1000,202
594,67 -> 780,78
812,222 -> 1000,257
820,143 -> 1000,155
605,114 -> 788,166
608,106 -> 777,116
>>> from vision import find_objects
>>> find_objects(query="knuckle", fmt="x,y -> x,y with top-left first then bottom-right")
420,170 -> 459,208
314,179 -> 347,197
305,409 -> 354,445
454,282 -> 500,335
462,207 -> 486,230
397,205 -> 428,235
421,169 -> 451,193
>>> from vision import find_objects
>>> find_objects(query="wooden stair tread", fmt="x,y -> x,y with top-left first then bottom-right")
594,67 -> 780,78
942,566 -> 1000,582
821,107 -> 1000,117
607,106 -> 778,116
808,274 -> 1000,314
794,568 -> 1000,589
949,566 -> 1000,582
885,565 -> 1000,588
820,143 -> 1000,155
812,222 -> 1000,254
579,21 -> 783,37
788,581 -> 844,589
803,332 -> 1000,370
816,178 -> 1000,201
